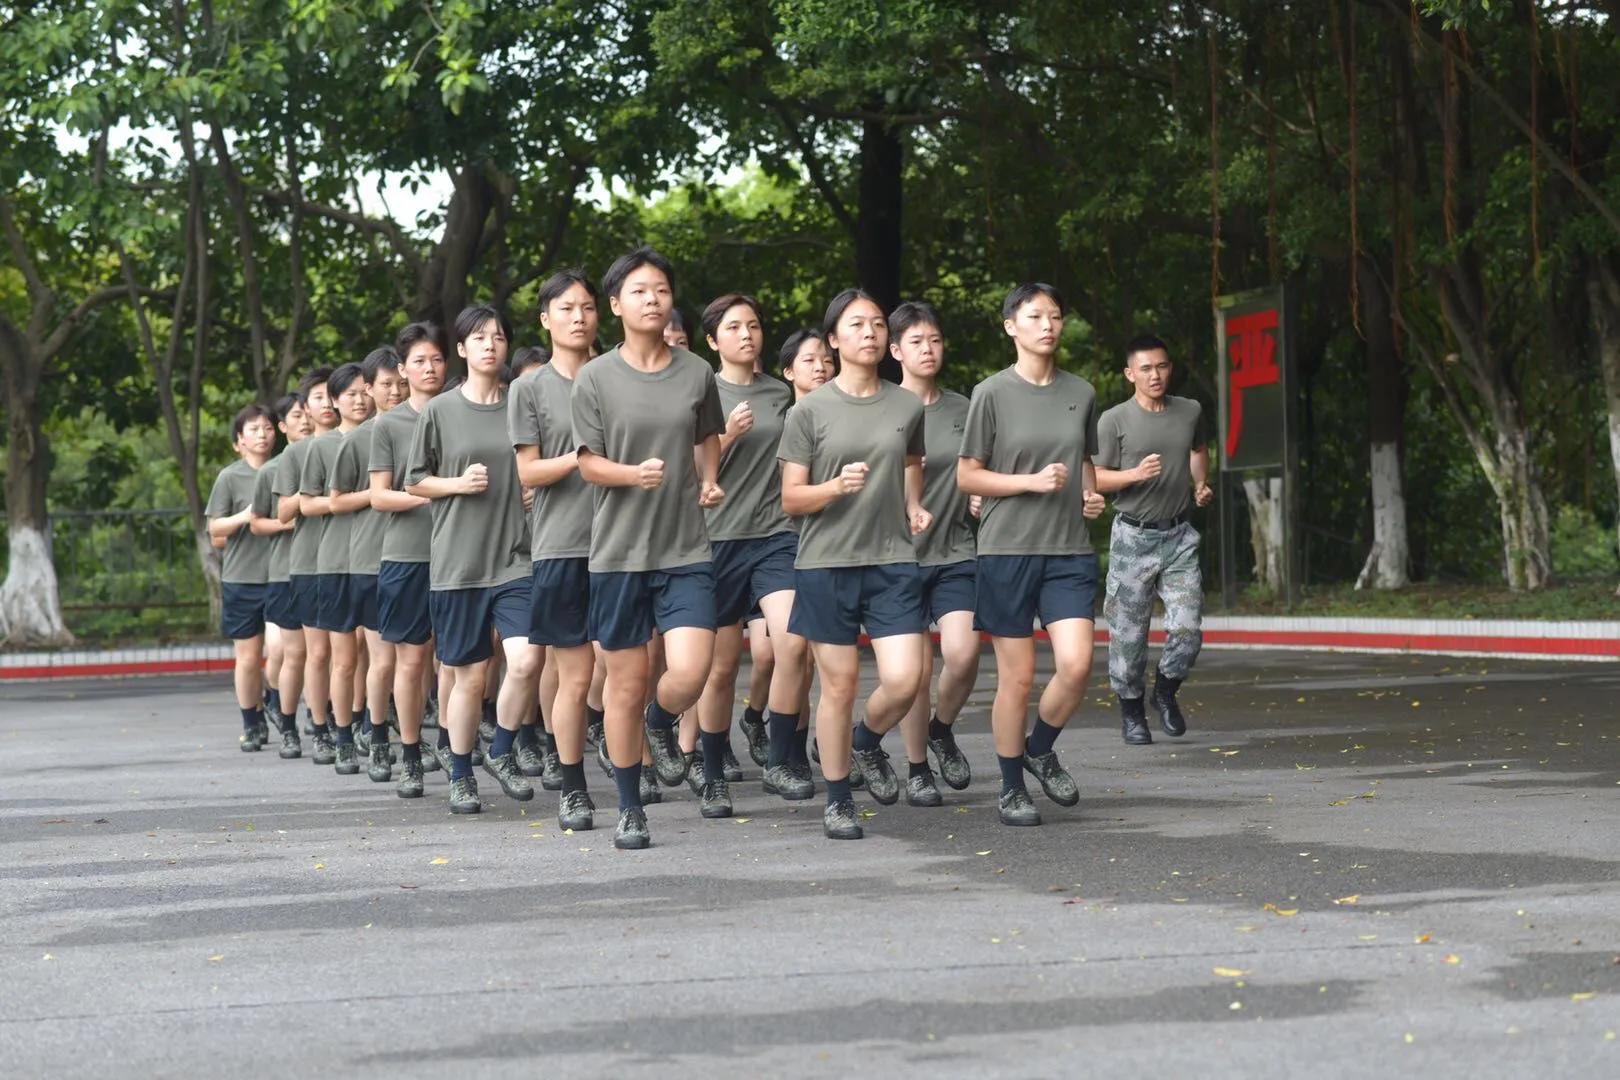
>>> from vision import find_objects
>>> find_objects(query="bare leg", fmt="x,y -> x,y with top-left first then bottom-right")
233,636 -> 265,709
989,635 -> 1036,759
1037,619 -> 1095,729
363,628 -> 394,728
394,640 -> 430,746
330,628 -> 358,731
302,625 -> 331,730
810,643 -> 859,781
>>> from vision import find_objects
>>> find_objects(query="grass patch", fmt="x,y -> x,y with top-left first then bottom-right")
1221,579 -> 1619,621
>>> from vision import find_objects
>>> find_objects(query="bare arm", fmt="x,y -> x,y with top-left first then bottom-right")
276,492 -> 300,524
1190,445 -> 1213,506
1094,455 -> 1158,494
781,460 -> 863,516
299,492 -> 332,518
515,444 -> 580,489
577,449 -> 660,490
207,509 -> 252,540
957,457 -> 1058,497
329,488 -> 372,514
904,457 -> 925,514
369,469 -> 429,512
249,514 -> 292,537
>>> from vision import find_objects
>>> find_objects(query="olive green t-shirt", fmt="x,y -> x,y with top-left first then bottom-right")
405,387 -> 530,591
332,416 -> 385,575
706,373 -> 794,542
1095,395 -> 1208,523
778,381 -> 925,571
370,402 -> 432,564
275,434 -> 323,576
959,367 -> 1099,557
299,429 -> 347,574
570,346 -> 726,573
252,455 -> 291,583
508,364 -> 593,562
206,459 -> 270,585
915,389 -> 975,567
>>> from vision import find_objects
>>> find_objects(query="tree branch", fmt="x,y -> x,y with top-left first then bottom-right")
766,100 -> 856,235
256,187 -> 425,274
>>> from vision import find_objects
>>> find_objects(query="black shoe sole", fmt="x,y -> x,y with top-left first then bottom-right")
614,833 -> 650,850
700,805 -> 733,819
908,792 -> 944,808
1123,731 -> 1153,746
397,786 -> 424,799
279,747 -> 302,759
559,815 -> 594,831
450,802 -> 482,814
369,769 -> 392,783
762,778 -> 815,801
334,764 -> 359,775
1000,811 -> 1043,826
824,825 -> 864,840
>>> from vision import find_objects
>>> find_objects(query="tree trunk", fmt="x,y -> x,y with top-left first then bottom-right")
857,117 -> 904,382
1354,255 -> 1410,589
0,325 -> 72,646
1242,475 -> 1285,593
1588,254 -> 1620,597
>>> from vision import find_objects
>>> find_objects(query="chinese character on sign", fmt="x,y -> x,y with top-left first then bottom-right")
1225,308 -> 1280,457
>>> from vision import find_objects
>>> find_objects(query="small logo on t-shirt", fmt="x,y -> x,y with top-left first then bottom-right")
1067,404 -> 1078,412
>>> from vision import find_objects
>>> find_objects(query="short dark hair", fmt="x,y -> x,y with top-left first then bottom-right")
701,293 -> 765,341
537,268 -> 597,312
272,392 -> 303,426
296,366 -> 333,398
453,304 -> 512,348
888,301 -> 941,343
821,288 -> 882,356
1124,334 -> 1171,363
361,346 -> 398,384
327,362 -> 366,399
601,246 -> 675,300
232,403 -> 273,442
776,328 -> 830,374
667,308 -> 688,333
1001,282 -> 1065,320
511,345 -> 549,378
395,320 -> 446,360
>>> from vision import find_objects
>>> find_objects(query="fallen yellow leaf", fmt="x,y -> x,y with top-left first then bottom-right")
1263,903 -> 1299,917
208,954 -> 223,962
734,818 -> 751,824
975,850 -> 993,856
1444,954 -> 1461,965
1334,895 -> 1361,905
1213,967 -> 1248,978
1571,991 -> 1597,1002
313,863 -> 325,871
1415,934 -> 1432,944
430,857 -> 449,865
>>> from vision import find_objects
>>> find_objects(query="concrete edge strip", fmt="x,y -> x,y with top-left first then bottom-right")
2,617 -> 1615,681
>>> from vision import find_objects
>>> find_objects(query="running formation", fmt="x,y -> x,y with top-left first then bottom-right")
206,247 -> 1214,850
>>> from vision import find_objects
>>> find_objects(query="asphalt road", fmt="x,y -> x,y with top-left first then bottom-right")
2,647 -> 1617,1078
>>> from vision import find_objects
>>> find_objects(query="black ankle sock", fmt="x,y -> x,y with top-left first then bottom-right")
826,777 -> 853,803
491,725 -> 516,759
646,700 -> 678,730
266,689 -> 281,716
743,704 -> 764,726
543,729 -> 558,755
436,727 -> 451,750
791,726 -> 810,766
353,709 -> 367,733
372,722 -> 388,748
614,762 -> 643,810
997,754 -> 1027,793
700,730 -> 728,784
335,725 -> 354,746
517,723 -> 539,748
852,722 -> 881,753
908,760 -> 930,779
586,706 -> 605,728
401,741 -> 421,766
927,716 -> 951,740
481,700 -> 496,723
240,706 -> 262,732
560,760 -> 587,793
766,711 -> 798,768
450,751 -> 473,780
1026,719 -> 1061,757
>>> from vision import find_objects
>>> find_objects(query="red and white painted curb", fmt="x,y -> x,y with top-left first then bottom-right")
1,615 -> 1614,682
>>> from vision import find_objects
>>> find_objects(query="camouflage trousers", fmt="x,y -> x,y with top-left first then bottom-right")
1105,518 -> 1203,699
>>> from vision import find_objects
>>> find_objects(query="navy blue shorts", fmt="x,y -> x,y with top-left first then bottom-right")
290,574 -> 320,628
221,582 -> 267,640
378,561 -> 432,646
975,554 -> 1099,638
315,572 -> 350,633
788,564 -> 925,646
429,577 -> 531,667
265,580 -> 301,631
588,562 -> 717,651
531,557 -> 590,648
347,573 -> 379,632
919,559 -> 977,623
712,532 -> 797,626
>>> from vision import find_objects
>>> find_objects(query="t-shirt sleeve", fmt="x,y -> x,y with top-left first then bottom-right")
904,401 -> 925,458
570,369 -> 606,458
331,437 -> 359,494
1094,410 -> 1122,469
299,442 -> 328,495
1190,400 -> 1209,450
405,410 -> 439,487
958,387 -> 995,463
509,379 -> 542,449
205,471 -> 233,519
369,422 -> 396,476
272,451 -> 297,496
777,403 -> 815,469
694,369 -> 725,443
1083,393 -> 1100,458
251,468 -> 275,517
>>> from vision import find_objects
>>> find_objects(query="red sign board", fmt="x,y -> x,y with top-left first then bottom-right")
1216,289 -> 1287,470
